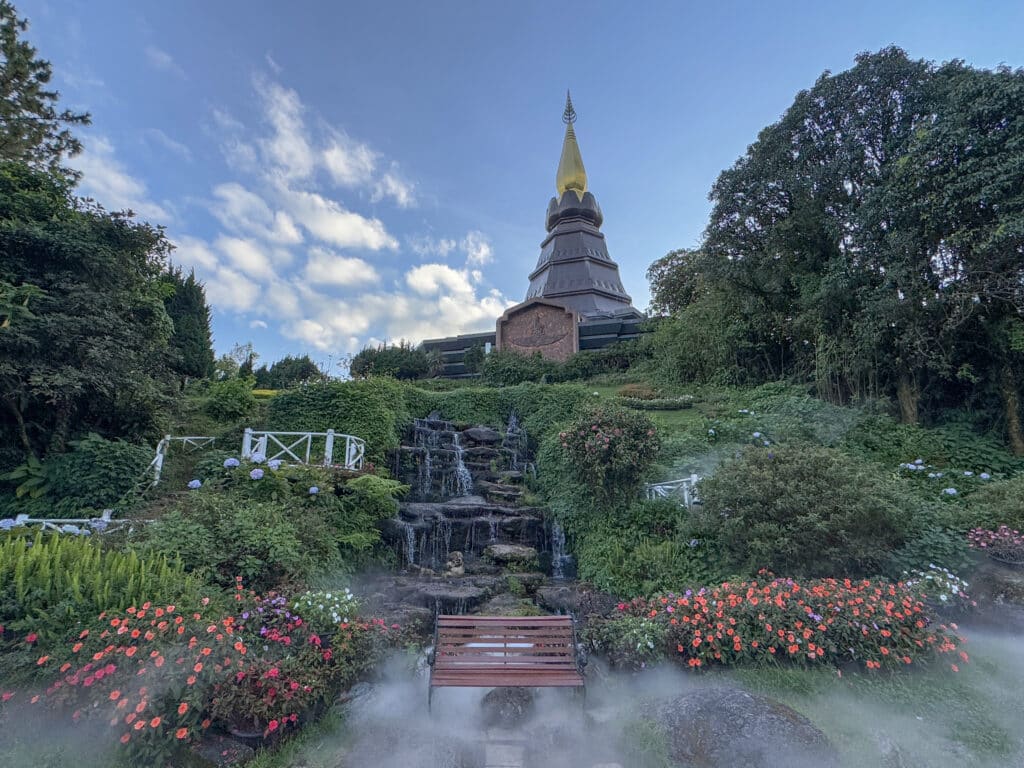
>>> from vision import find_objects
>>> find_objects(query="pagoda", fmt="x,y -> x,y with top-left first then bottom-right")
423,93 -> 644,374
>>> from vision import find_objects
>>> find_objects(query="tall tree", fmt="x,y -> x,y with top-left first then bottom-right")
161,267 -> 215,384
0,162 -> 174,458
254,355 -> 322,389
0,1 -> 89,177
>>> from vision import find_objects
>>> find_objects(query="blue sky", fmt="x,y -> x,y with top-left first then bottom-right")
19,0 -> 1024,368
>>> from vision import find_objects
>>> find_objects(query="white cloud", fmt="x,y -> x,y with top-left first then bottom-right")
254,76 -> 315,180
265,53 -> 282,74
203,267 -> 261,312
171,235 -> 219,270
409,235 -> 458,259
216,236 -> 284,282
145,45 -> 185,78
250,319 -> 269,329
304,247 -> 379,286
281,187 -> 398,250
462,230 -> 493,265
371,165 -> 416,208
73,136 -> 172,221
323,136 -> 377,187
406,263 -> 474,296
211,108 -> 245,133
146,128 -> 192,161
212,182 -> 303,245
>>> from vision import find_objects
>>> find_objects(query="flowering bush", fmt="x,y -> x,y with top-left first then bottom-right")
290,589 -> 360,635
902,565 -> 975,610
609,575 -> 967,673
557,404 -> 660,502
584,613 -> 667,670
0,585 -> 398,765
967,526 -> 1024,566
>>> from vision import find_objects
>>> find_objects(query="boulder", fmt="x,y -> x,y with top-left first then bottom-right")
641,685 -> 839,768
484,543 -> 539,568
190,734 -> 256,767
481,687 -> 535,728
463,426 -> 502,444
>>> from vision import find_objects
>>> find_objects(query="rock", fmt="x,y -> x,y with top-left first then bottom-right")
536,583 -> 619,618
641,685 -> 839,768
190,734 -> 256,767
463,426 -> 502,444
485,543 -> 539,567
482,687 -> 536,728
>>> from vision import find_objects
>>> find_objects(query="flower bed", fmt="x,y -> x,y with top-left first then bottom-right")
602,575 -> 968,673
0,583 -> 398,765
967,526 -> 1024,566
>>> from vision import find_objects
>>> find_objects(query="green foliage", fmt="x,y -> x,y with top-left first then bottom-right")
350,341 -> 431,380
554,403 -> 660,504
695,443 -> 929,578
254,354 -> 323,389
572,500 -> 727,596
462,343 -> 485,374
160,266 -> 214,382
0,532 -> 201,643
0,161 -> 175,460
46,434 -> 152,515
961,475 -> 1024,531
0,1 -> 90,177
266,379 -> 407,464
889,526 -> 973,576
203,377 -> 257,422
140,466 -> 405,591
481,349 -> 559,386
583,614 -> 668,670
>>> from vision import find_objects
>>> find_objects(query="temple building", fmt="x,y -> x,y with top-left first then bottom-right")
422,94 -> 644,376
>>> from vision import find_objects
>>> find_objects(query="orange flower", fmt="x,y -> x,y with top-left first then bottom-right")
176,727 -> 188,740
36,655 -> 49,665
120,733 -> 131,744
109,690 -> 121,701
125,647 -> 137,658
951,664 -> 959,673
150,717 -> 161,728
72,642 -> 83,653
133,720 -> 145,731
178,702 -> 188,715
193,662 -> 203,673
187,675 -> 197,686
201,719 -> 211,729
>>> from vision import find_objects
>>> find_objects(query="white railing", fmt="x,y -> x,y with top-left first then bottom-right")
1,509 -> 125,535
241,428 -> 365,470
645,474 -> 702,508
150,435 -> 217,484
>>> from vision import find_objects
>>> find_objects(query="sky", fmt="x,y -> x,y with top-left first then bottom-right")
18,0 -> 1024,368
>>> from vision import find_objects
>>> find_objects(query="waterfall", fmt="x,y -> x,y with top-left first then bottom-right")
453,432 -> 473,497
488,518 -> 498,543
401,522 -> 416,566
503,411 -> 528,471
551,520 -> 571,580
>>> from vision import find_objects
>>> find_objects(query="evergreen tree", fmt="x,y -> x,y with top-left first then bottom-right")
0,1 -> 90,177
162,267 -> 215,384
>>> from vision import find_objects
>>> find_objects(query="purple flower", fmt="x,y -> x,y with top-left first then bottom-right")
187,479 -> 202,490
268,459 -> 282,470
250,452 -> 266,464
223,458 -> 240,468
309,486 -> 319,495
250,468 -> 264,480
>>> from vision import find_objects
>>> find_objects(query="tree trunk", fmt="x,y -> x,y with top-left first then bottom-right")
4,397 -> 32,452
896,370 -> 919,425
1000,364 -> 1024,456
48,402 -> 73,455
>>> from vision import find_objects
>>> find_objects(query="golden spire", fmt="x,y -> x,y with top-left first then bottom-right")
556,90 -> 587,199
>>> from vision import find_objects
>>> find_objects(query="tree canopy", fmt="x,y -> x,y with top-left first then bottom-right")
649,48 -> 1024,450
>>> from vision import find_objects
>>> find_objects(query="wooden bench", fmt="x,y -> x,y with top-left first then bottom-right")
427,615 -> 586,710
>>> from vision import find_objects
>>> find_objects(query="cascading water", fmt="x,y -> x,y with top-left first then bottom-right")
400,522 -> 416,566
503,411 -> 528,471
488,519 -> 498,543
551,519 -> 572,580
452,432 -> 473,497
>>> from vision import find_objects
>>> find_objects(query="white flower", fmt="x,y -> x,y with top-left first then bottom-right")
964,471 -> 974,477
980,472 -> 991,480
942,488 -> 958,496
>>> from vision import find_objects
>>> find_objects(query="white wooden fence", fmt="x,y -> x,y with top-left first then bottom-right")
645,474 -> 702,508
150,435 -> 217,484
241,428 -> 365,470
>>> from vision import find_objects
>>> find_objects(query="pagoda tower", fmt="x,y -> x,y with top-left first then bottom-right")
524,92 -> 636,317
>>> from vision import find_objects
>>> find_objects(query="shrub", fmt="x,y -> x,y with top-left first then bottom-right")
12,434 -> 154,518
0,532 -> 201,644
624,575 -> 967,672
555,404 -> 660,504
203,378 -> 257,422
583,614 -> 668,670
888,526 -> 973,576
266,379 -> 407,464
961,475 -> 1024,531
694,443 -> 929,578
350,342 -> 431,380
967,526 -> 1024,566
617,383 -> 659,400
481,350 -> 559,386
290,588 -> 360,636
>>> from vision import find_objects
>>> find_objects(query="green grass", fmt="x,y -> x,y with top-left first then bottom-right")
728,629 -> 1022,766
